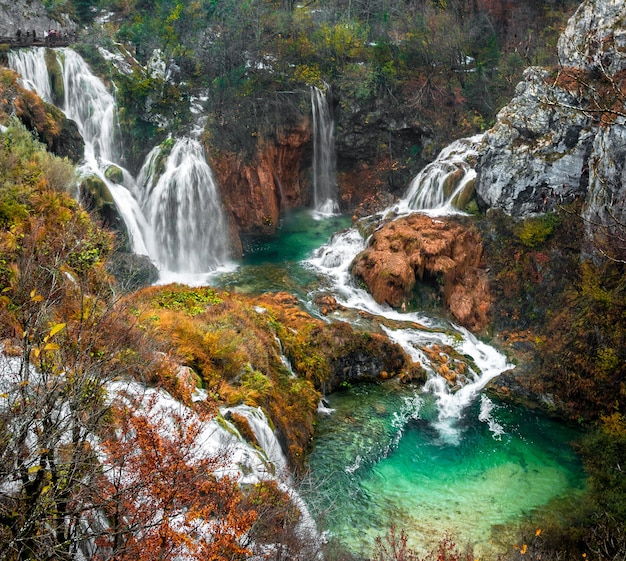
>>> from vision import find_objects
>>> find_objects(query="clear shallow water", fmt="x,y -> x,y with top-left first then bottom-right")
306,383 -> 586,558
215,210 -> 351,294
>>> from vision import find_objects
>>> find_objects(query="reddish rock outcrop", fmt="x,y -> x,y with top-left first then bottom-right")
351,214 -> 491,331
210,121 -> 310,235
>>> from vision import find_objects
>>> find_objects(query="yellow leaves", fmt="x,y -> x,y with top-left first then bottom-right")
48,322 -> 66,338
33,323 -> 66,359
520,544 -> 528,555
30,289 -> 44,302
535,528 -> 542,536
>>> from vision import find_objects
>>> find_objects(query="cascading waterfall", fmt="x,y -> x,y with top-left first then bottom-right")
306,228 -> 511,444
306,131 -> 507,442
137,138 -> 230,274
395,133 -> 484,214
8,48 -> 53,103
8,47 -> 231,278
311,86 -> 339,215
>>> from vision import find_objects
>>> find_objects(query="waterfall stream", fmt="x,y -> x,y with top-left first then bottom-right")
301,138 -> 584,555
8,48 -> 232,279
311,86 -> 339,215
395,133 -> 484,214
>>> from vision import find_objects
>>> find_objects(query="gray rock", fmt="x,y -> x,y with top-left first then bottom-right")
0,0 -> 76,40
106,252 -> 159,292
476,67 -> 594,215
476,0 -> 626,258
582,117 -> 626,260
557,0 -> 626,75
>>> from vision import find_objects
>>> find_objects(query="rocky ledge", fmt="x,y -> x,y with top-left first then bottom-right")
351,214 -> 491,331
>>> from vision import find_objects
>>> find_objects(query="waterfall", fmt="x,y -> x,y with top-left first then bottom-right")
396,134 -> 484,214
8,47 -> 232,279
311,86 -> 339,215
8,48 -> 53,103
138,138 -> 230,274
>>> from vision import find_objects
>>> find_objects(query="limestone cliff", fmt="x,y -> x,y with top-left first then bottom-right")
0,0 -> 75,39
210,121 -> 309,236
476,0 -> 626,258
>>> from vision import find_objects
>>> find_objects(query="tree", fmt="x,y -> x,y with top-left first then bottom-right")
94,392 -> 258,561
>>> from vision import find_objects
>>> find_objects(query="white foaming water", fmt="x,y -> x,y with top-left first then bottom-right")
8,48 -> 53,102
479,395 -> 506,439
139,138 -> 231,273
395,134 -> 484,215
223,404 -> 321,544
8,48 -> 232,279
311,86 -> 339,214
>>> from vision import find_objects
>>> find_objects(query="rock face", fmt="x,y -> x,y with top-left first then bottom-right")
351,214 -> 491,331
476,0 -> 626,260
476,67 -> 595,215
0,0 -> 76,39
557,0 -> 626,75
211,122 -> 309,236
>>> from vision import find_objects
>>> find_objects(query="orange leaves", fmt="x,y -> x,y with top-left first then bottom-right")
98,396 -> 257,561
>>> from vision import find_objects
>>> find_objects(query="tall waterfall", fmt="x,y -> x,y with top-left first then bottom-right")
8,47 -> 231,279
396,134 -> 484,214
138,139 -> 230,273
311,86 -> 339,215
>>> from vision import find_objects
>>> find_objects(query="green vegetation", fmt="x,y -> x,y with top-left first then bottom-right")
66,0 -> 578,175
150,284 -> 223,315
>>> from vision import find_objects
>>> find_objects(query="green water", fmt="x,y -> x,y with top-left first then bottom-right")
306,383 -> 586,558
214,211 -> 586,558
216,210 -> 351,295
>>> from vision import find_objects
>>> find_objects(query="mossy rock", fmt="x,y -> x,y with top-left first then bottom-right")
80,175 -> 130,251
105,164 -> 124,184
450,178 -> 476,211
44,49 -> 64,106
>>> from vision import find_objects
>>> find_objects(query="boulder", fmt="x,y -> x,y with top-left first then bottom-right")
106,252 -> 159,292
351,214 -> 491,331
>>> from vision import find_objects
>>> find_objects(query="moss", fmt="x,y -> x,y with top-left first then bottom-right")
104,164 -> 124,184
44,48 -> 64,106
515,213 -> 561,248
151,285 -> 223,315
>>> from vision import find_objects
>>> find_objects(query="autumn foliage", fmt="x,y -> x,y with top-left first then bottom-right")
95,394 -> 257,561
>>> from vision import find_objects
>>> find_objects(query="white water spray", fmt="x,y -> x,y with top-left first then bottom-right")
139,138 -> 230,273
395,134 -> 484,215
306,134 -> 512,442
311,86 -> 339,215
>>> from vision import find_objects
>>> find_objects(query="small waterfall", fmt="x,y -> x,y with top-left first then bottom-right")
8,48 -> 53,102
138,138 -> 230,274
306,216 -> 512,444
396,134 -> 484,214
311,86 -> 339,215
8,47 -> 232,278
